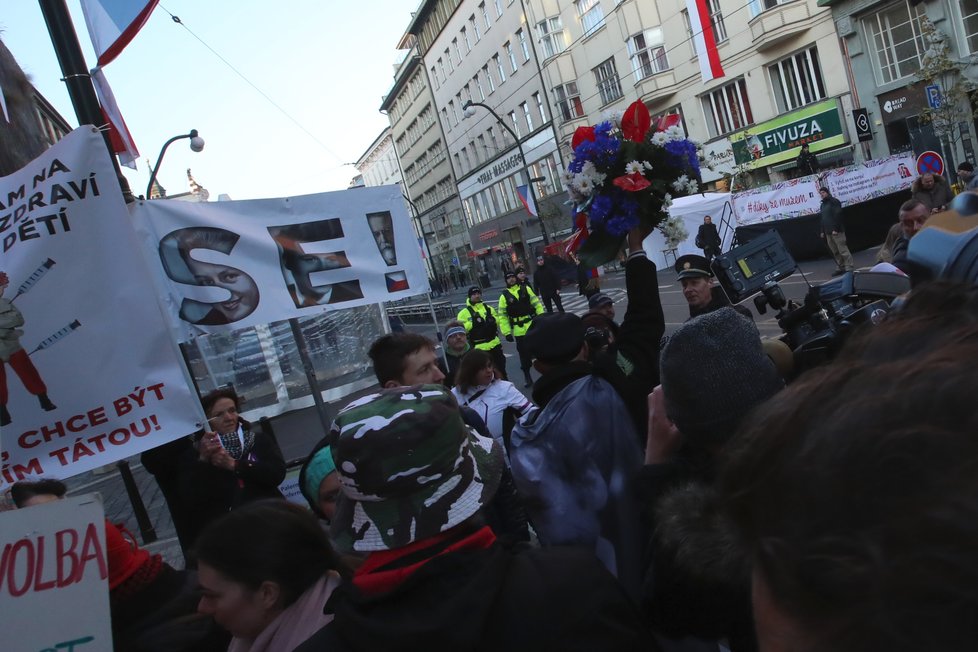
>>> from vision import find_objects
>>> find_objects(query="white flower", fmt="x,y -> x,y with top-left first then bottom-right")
671,175 -> 690,193
624,160 -> 644,175
560,169 -> 575,185
687,178 -> 699,193
665,125 -> 686,141
580,160 -> 606,186
573,173 -> 594,194
659,216 -> 689,248
662,193 -> 673,210
642,161 -> 654,171
651,132 -> 669,147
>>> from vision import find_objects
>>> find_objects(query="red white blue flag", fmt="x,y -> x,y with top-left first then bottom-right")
80,0 -> 160,66
686,0 -> 725,83
516,184 -> 538,217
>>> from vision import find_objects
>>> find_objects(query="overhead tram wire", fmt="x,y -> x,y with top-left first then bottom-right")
158,4 -> 348,168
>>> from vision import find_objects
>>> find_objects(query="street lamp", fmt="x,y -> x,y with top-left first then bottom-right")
146,129 -> 205,199
462,100 -> 550,246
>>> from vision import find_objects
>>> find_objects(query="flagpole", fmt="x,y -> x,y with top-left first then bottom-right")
38,0 -> 135,202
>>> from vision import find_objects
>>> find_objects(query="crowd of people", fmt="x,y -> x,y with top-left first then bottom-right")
9,193 -> 978,652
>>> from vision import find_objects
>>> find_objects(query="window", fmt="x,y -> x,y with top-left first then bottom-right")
452,38 -> 462,65
577,0 -> 605,37
534,92 -> 547,123
866,0 -> 928,84
462,28 -> 471,52
494,0 -> 503,18
488,126 -> 499,150
463,84 -> 472,104
470,15 -> 481,41
553,82 -> 584,122
454,153 -> 463,174
430,66 -> 439,89
593,57 -> 623,105
517,28 -> 530,62
701,78 -> 753,137
509,110 -> 522,137
481,2 -> 492,30
444,48 -> 452,71
522,102 -> 534,131
505,41 -> 518,72
707,0 -> 727,42
494,54 -> 506,82
438,57 -> 447,81
474,74 -> 486,100
483,64 -> 496,92
441,107 -> 450,130
477,134 -> 487,159
769,47 -> 826,113
628,29 -> 669,80
536,17 -> 567,58
450,100 -> 459,126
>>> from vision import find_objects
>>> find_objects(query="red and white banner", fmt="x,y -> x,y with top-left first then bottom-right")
686,0 -> 725,83
91,67 -> 139,169
0,127 -> 201,489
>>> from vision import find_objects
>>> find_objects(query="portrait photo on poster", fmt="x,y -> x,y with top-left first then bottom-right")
158,227 -> 260,326
268,219 -> 364,309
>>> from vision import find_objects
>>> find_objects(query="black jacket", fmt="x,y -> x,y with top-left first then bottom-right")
797,149 -> 819,176
296,543 -> 657,652
533,263 -> 560,296
819,195 -> 844,234
696,223 -> 721,250
689,287 -> 754,321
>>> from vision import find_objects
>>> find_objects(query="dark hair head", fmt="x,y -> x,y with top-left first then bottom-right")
455,349 -> 493,393
194,500 -> 346,606
720,299 -> 978,652
898,198 -> 927,215
200,387 -> 241,417
368,333 -> 436,385
818,186 -> 829,194
9,479 -> 67,508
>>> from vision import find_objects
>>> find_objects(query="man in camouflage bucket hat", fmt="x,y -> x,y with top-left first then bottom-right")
298,385 -> 656,652
329,385 -> 503,552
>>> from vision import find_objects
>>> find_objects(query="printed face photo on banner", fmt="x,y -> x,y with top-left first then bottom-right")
268,220 -> 364,309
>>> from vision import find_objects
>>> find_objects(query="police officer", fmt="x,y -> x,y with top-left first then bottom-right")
675,253 -> 753,321
499,270 -> 544,387
458,286 -> 507,379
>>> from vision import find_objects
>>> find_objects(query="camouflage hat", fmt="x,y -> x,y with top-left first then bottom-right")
328,385 -> 504,552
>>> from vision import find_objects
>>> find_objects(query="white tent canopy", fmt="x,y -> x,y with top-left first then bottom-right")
641,192 -> 735,269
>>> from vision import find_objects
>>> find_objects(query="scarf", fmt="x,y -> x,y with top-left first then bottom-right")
227,571 -> 340,652
353,526 -> 496,596
217,424 -> 255,460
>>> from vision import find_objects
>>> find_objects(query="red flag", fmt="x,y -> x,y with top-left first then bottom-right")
685,0 -> 724,82
81,0 -> 160,66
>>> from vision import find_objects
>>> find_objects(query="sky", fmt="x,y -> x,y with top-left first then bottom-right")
1,1 -> 417,200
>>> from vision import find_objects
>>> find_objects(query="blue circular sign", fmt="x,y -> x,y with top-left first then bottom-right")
916,151 -> 944,176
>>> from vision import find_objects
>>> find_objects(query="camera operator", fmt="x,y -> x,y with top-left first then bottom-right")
675,254 -> 753,321
580,226 -> 666,434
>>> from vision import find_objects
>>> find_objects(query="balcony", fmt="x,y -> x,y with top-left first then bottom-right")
749,1 -> 812,51
635,69 -> 679,103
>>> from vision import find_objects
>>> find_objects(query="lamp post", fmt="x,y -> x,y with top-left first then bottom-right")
462,101 -> 550,246
146,129 -> 205,199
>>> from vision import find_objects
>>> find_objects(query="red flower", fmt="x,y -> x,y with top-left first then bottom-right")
654,113 -> 681,133
571,126 -> 596,149
613,172 -> 651,192
621,100 -> 651,142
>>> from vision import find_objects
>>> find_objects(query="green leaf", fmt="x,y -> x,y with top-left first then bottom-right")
577,228 -> 626,267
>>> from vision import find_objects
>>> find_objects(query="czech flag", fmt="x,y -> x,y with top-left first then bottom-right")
386,271 -> 410,292
515,184 -> 538,217
686,0 -> 724,83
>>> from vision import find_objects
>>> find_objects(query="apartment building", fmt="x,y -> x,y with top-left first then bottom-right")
406,0 -> 568,280
825,0 -> 978,170
355,127 -> 402,188
524,0 -> 859,187
381,48 -> 470,281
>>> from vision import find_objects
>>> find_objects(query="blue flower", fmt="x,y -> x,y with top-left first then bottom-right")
589,193 -> 614,226
664,139 -> 701,176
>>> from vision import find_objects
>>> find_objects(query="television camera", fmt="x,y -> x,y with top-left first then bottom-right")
711,231 -> 911,373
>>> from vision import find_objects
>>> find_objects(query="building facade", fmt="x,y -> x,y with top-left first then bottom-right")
826,0 -> 978,173
355,127 -> 403,187
523,0 -> 860,189
406,0 -> 568,282
381,47 -> 471,285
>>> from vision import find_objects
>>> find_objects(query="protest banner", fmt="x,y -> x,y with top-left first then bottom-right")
0,494 -> 113,651
132,184 -> 427,341
0,127 -> 202,489
823,154 -> 917,205
732,177 -> 822,225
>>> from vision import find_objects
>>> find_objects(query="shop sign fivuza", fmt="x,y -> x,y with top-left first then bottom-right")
730,98 -> 846,167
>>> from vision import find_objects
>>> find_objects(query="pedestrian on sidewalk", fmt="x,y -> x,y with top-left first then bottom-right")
533,256 -> 563,313
818,187 -> 853,275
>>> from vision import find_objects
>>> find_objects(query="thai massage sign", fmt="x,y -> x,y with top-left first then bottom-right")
730,98 -> 847,167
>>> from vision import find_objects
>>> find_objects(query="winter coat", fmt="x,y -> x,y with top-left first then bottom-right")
457,300 -> 501,351
911,174 -> 954,211
179,420 -> 286,546
819,194 -> 844,234
510,361 -> 646,599
452,379 -> 534,447
796,149 -> 819,176
533,264 -> 560,296
497,285 -> 543,337
294,542 -> 658,652
695,223 -> 721,250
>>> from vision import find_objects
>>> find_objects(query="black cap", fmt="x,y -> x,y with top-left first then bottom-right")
588,292 -> 613,309
516,267 -> 525,275
675,254 -> 712,280
467,286 -> 482,297
504,271 -> 516,279
959,161 -> 975,172
525,313 -> 586,365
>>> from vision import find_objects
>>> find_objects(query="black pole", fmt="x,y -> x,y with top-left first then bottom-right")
147,131 -> 196,198
463,100 -> 550,246
116,460 -> 158,543
38,0 -> 135,202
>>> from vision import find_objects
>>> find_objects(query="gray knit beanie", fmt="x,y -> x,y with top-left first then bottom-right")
660,307 -> 783,446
